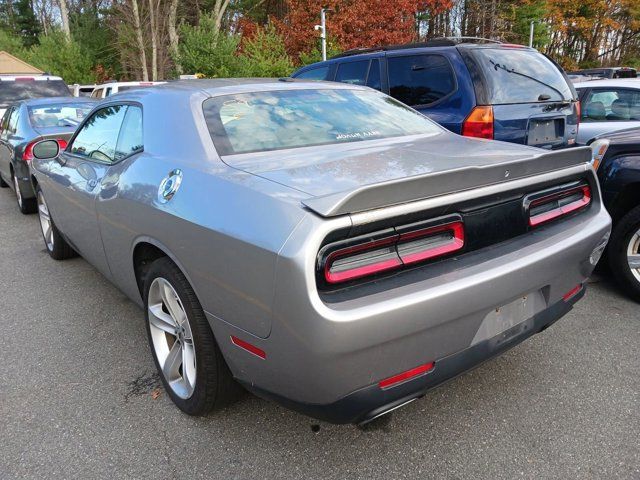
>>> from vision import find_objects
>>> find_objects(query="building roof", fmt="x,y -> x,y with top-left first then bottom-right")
0,51 -> 43,75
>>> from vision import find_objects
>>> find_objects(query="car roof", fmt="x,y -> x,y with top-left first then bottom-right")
573,78 -> 640,89
18,96 -> 97,107
108,78 -> 364,100
94,81 -> 166,87
0,75 -> 63,81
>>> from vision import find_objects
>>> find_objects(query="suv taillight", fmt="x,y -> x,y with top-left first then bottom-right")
526,183 -> 591,227
320,217 -> 465,286
462,106 -> 494,139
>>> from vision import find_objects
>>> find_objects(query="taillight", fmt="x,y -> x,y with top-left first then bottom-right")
462,106 -> 494,139
526,183 -> 591,227
23,139 -> 67,162
379,362 -> 435,389
320,217 -> 465,286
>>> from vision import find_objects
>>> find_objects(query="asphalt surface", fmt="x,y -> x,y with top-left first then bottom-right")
0,185 -> 638,480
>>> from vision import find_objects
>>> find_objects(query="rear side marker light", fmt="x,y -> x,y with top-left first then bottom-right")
230,336 -> 266,359
528,185 -> 591,227
379,362 -> 435,389
323,220 -> 465,285
462,106 -> 494,140
563,284 -> 583,301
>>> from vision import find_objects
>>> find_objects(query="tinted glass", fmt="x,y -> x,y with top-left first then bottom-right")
203,89 -> 441,155
7,107 -> 19,133
471,48 -> 573,103
0,80 -> 71,106
91,89 -> 103,98
294,67 -> 330,80
582,88 -> 640,121
115,105 -> 143,159
69,105 -> 128,163
335,61 -> 369,85
366,59 -> 381,90
28,102 -> 95,128
387,54 -> 455,106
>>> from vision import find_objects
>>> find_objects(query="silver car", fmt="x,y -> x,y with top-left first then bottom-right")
575,79 -> 640,145
28,80 -> 611,424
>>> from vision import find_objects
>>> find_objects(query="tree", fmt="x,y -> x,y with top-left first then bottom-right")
14,0 -> 41,47
25,31 -> 94,82
238,24 -> 293,76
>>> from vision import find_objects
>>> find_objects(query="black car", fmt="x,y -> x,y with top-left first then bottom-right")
589,128 -> 640,300
0,97 -> 96,213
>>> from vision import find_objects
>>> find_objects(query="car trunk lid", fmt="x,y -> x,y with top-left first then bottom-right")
222,132 -> 592,217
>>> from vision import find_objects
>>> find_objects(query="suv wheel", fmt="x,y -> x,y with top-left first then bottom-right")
608,205 -> 640,301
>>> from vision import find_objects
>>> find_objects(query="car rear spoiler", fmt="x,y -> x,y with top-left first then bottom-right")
302,146 -> 593,217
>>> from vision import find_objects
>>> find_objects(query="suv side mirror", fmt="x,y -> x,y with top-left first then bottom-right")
32,139 -> 60,160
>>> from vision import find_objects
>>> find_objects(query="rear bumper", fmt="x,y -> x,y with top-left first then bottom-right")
242,288 -> 584,424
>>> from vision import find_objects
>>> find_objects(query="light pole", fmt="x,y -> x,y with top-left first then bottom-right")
315,7 -> 330,61
529,20 -> 535,48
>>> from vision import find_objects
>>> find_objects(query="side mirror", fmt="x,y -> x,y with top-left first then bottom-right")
32,139 -> 60,160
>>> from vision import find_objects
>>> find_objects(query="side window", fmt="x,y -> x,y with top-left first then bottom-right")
115,105 -> 143,160
91,89 -> 102,98
105,87 -> 113,97
366,59 -> 381,90
0,108 -> 12,139
295,66 -> 330,81
582,89 -> 640,121
335,60 -> 369,85
387,54 -> 456,106
69,105 -> 128,163
7,107 -> 20,134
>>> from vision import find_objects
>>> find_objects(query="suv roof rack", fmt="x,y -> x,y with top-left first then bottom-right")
331,37 -> 502,59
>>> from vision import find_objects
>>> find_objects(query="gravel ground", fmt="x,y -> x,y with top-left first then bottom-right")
0,185 -> 638,480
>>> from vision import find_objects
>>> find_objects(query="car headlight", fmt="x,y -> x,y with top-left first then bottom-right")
589,139 -> 609,170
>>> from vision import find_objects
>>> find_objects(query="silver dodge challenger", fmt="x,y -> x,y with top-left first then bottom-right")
28,79 -> 612,424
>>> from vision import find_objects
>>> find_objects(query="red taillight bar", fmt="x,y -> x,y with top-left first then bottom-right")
323,220 -> 465,285
230,335 -> 266,359
528,185 -> 591,227
379,362 -> 435,389
563,284 -> 583,301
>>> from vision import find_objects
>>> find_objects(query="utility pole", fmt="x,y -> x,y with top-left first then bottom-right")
315,7 -> 329,61
529,21 -> 535,48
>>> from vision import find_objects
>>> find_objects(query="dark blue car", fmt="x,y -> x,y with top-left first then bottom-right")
292,38 -> 580,148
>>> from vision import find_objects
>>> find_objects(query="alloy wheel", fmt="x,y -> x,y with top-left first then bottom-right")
13,175 -> 22,209
37,191 -> 54,251
148,277 -> 196,399
627,227 -> 640,283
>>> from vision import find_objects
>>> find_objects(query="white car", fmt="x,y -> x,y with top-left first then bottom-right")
90,81 -> 166,99
575,79 -> 640,145
69,84 -> 97,97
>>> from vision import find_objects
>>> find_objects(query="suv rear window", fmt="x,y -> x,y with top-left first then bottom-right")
469,48 -> 573,104
203,89 -> 441,155
387,54 -> 456,106
0,79 -> 70,106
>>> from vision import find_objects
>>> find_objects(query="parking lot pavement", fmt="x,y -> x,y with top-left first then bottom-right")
0,187 -> 638,480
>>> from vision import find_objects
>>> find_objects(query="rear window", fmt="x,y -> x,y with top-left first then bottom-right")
203,89 -> 441,155
28,102 -> 94,128
0,79 -> 70,106
470,48 -> 573,104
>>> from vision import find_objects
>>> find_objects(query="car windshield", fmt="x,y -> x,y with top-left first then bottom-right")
203,89 -> 442,155
0,79 -> 71,106
28,102 -> 95,128
471,48 -> 574,104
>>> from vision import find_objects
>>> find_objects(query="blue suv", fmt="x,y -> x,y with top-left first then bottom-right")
292,38 -> 580,148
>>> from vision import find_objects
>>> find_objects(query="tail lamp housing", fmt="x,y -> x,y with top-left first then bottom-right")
462,106 -> 494,139
525,182 -> 591,228
318,216 -> 465,287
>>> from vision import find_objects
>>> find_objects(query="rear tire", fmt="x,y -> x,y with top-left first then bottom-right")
0,174 -> 7,188
143,257 -> 240,415
608,205 -> 640,302
36,186 -> 76,260
13,172 -> 36,214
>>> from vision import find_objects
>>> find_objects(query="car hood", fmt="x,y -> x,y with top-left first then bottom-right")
222,131 -> 592,216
